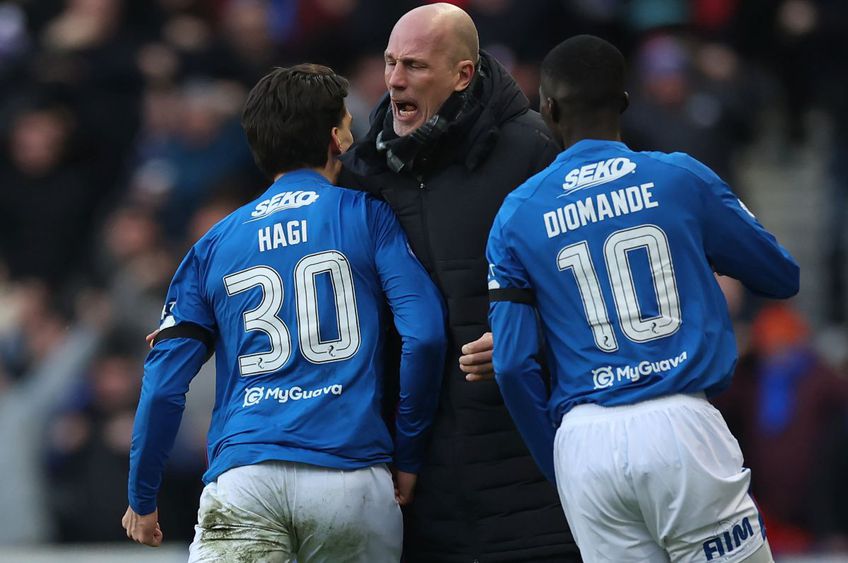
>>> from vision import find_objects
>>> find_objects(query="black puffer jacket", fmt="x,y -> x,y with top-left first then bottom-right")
340,53 -> 580,562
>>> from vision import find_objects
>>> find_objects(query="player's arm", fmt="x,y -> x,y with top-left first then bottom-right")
458,134 -> 559,383
368,199 -> 447,479
129,332 -> 212,514
486,211 -> 556,483
126,248 -> 216,543
696,162 -> 800,298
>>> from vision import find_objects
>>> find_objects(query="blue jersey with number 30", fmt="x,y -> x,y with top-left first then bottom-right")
487,140 -> 798,481
128,169 -> 446,515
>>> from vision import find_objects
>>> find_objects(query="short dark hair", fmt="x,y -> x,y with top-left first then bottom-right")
241,64 -> 349,179
541,35 -> 625,112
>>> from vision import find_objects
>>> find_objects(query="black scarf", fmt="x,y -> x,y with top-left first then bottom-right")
375,69 -> 484,174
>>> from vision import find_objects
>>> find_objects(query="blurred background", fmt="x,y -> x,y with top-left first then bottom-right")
0,0 -> 847,560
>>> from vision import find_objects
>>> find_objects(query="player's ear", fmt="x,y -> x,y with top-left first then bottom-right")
620,91 -> 629,114
330,126 -> 343,156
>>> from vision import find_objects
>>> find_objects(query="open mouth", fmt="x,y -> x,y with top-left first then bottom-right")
392,100 -> 419,121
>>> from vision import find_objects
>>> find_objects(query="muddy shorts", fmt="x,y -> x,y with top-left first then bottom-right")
188,460 -> 402,562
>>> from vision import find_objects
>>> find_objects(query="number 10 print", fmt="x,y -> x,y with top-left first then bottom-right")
557,224 -> 681,352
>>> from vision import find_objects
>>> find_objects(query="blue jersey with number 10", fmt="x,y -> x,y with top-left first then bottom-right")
128,169 -> 446,515
487,139 -> 798,481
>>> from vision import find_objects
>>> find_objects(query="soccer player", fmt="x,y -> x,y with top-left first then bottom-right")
487,36 -> 798,563
122,64 -> 447,562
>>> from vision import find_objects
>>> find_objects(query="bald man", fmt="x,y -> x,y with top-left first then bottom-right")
340,4 -> 581,562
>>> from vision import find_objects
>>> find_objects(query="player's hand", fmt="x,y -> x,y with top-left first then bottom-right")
145,330 -> 159,349
394,470 -> 417,506
122,506 -> 164,547
459,332 -> 494,382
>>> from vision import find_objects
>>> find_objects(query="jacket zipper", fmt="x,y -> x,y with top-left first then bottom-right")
415,175 -> 438,281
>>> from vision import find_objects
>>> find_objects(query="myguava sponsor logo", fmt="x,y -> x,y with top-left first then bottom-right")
242,383 -> 343,407
592,366 -> 615,389
246,190 -> 319,222
561,157 -> 637,196
592,351 -> 687,390
243,386 -> 264,406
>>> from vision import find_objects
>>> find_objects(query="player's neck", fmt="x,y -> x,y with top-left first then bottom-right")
561,125 -> 621,151
273,162 -> 340,185
312,162 -> 340,184
564,131 -> 620,148
559,113 -> 621,150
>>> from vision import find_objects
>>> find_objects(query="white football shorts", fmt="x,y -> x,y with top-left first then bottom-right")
554,393 -> 766,563
188,460 -> 402,563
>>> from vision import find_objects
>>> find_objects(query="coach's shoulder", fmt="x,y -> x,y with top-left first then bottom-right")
503,109 -> 555,145
494,109 -> 559,172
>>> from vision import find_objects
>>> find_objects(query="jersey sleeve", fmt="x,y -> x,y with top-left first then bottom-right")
486,205 -> 557,483
692,158 -> 800,298
128,247 -> 216,514
367,198 -> 447,473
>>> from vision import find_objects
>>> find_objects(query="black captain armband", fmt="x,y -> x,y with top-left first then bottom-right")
153,323 -> 216,359
488,288 -> 535,305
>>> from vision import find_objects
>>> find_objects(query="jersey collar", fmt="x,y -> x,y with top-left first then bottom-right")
556,139 -> 630,163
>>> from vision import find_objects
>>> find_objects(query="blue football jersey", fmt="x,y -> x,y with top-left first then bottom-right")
128,169 -> 446,514
486,139 -> 799,480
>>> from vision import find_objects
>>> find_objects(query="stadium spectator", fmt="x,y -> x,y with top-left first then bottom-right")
0,94 -> 98,285
93,204 -> 175,339
0,284 -> 104,545
47,333 -> 145,543
127,78 -> 255,244
622,33 -> 755,186
714,304 -> 848,554
39,0 -> 143,185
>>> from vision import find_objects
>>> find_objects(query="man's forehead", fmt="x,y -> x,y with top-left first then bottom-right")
386,23 -> 450,60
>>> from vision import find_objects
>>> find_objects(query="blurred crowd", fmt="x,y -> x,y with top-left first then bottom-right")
1,0 -> 847,556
